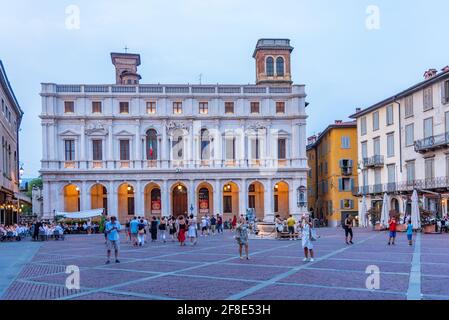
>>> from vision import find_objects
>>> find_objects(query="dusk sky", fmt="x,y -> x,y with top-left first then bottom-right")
0,0 -> 448,178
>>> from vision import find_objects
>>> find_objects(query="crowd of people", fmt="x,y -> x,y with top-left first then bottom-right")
0,224 -> 30,241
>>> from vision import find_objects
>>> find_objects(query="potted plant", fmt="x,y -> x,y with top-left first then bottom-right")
420,208 -> 437,234
367,208 -> 381,231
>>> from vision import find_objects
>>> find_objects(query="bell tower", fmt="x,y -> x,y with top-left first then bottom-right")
111,52 -> 142,85
253,39 -> 294,86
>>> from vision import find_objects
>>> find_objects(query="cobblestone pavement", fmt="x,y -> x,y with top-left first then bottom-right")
1,228 -> 449,300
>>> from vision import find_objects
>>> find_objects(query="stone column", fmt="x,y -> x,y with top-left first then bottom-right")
108,124 -> 113,169
134,120 -> 141,169
108,181 -> 118,218
189,180 -> 196,216
264,179 -> 274,222
81,181 -> 88,211
42,124 -> 48,163
135,180 -> 143,216
239,179 -> 247,216
214,179 -> 222,215
42,180 -> 51,219
162,180 -> 169,217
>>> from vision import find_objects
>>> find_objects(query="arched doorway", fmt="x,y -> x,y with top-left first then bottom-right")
197,182 -> 214,216
223,182 -> 239,220
274,181 -> 289,218
144,183 -> 161,218
248,182 -> 265,221
391,198 -> 400,213
64,184 -> 80,212
91,184 -> 107,215
118,183 -> 135,222
172,183 -> 188,217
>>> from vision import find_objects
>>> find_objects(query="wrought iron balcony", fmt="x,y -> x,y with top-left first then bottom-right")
353,177 -> 449,196
414,132 -> 449,153
363,155 -> 385,168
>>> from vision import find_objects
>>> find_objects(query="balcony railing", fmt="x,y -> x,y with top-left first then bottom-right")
354,177 -> 449,196
363,155 -> 385,168
341,167 -> 353,176
414,132 -> 449,153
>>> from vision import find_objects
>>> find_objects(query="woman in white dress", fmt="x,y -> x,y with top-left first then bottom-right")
188,214 -> 198,245
300,216 -> 315,262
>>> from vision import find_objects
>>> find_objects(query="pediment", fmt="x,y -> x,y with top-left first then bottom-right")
114,129 -> 135,136
59,129 -> 79,136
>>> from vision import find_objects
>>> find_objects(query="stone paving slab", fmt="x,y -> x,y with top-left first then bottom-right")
3,229 -> 449,300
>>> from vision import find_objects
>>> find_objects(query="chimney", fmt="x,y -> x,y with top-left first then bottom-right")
111,52 -> 142,85
307,135 -> 317,145
335,120 -> 343,125
423,68 -> 438,80
442,66 -> 449,73
356,107 -> 361,113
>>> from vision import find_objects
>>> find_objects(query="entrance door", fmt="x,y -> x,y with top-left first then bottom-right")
173,186 -> 188,217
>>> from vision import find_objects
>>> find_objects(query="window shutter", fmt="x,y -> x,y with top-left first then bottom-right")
348,160 -> 353,168
339,159 -> 343,168
350,200 -> 354,209
350,178 -> 354,191
338,178 -> 343,191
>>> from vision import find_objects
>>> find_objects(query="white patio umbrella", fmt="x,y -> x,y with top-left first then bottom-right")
380,193 -> 390,228
411,190 -> 421,230
360,196 -> 368,227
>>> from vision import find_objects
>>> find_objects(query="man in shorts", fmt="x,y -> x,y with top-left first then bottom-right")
105,216 -> 121,264
388,217 -> 397,246
287,215 -> 296,241
129,216 -> 139,246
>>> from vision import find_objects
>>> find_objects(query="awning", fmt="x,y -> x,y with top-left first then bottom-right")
56,209 -> 104,219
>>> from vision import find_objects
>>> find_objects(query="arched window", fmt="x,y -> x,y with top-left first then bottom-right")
276,57 -> 285,76
172,129 -> 184,160
146,129 -> 158,160
266,57 -> 274,76
200,129 -> 210,160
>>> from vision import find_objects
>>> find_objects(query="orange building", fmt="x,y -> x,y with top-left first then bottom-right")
307,121 -> 359,227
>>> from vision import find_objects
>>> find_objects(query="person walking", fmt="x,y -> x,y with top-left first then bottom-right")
129,217 -> 139,247
344,215 -> 354,245
406,219 -> 413,246
150,216 -> 158,242
188,214 -> 198,245
177,215 -> 187,246
287,215 -> 296,241
169,216 -> 177,242
231,215 -> 237,231
159,217 -> 167,243
201,216 -> 208,236
105,216 -> 121,264
210,215 -> 217,235
235,217 -> 250,260
388,217 -> 397,246
124,219 -> 131,243
216,214 -> 223,234
137,219 -> 146,247
275,215 -> 283,239
300,216 -> 315,262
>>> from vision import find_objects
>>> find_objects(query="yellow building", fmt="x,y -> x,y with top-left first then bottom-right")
307,121 -> 359,227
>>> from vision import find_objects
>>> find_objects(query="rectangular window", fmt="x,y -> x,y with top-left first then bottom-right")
338,178 -> 353,192
120,140 -> 130,161
64,140 -> 75,161
405,96 -> 414,117
251,138 -> 260,160
405,124 -> 414,147
374,169 -> 382,186
278,138 -> 286,159
173,102 -> 182,114
64,101 -> 74,113
387,164 -> 396,184
127,197 -> 135,216
361,141 -> 368,160
373,111 -> 379,131
341,136 -> 350,149
423,86 -> 433,110
92,101 -> 102,114
146,101 -> 156,114
407,161 -> 415,183
119,102 -> 129,114
250,102 -> 260,114
446,155 -> 449,178
276,101 -> 285,114
225,137 -> 236,160
424,117 -> 433,139
373,137 -> 380,156
223,196 -> 232,213
446,111 -> 449,133
199,102 -> 208,115
360,117 -> 367,136
444,80 -> 449,104
386,105 -> 394,125
92,140 -> 102,161
425,158 -> 435,180
225,102 -> 234,114
387,133 -> 395,157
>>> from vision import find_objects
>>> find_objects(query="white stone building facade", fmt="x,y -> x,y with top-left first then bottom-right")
40,39 -> 309,223
352,67 -> 449,219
